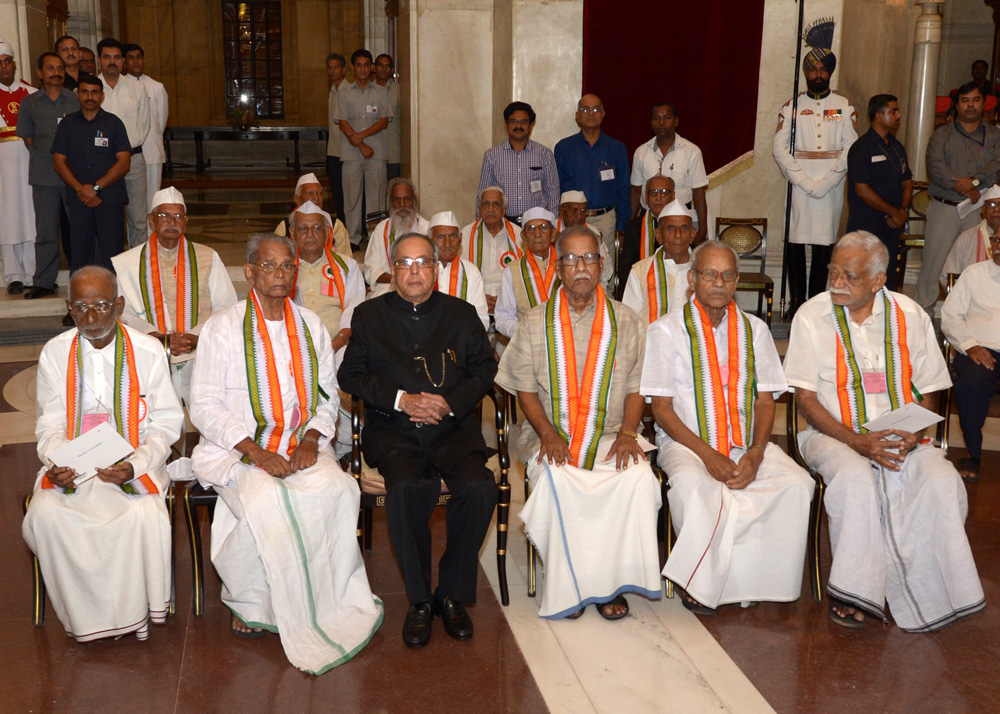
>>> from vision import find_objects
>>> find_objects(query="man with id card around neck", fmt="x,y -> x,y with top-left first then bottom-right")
785,232 -> 984,632
23,266 -> 184,643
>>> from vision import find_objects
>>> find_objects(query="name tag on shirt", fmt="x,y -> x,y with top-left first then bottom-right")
94,137 -> 109,147
600,167 -> 615,182
862,371 -> 887,394
57,117 -> 63,124
529,179 -> 542,193
81,412 -> 110,434
871,155 -> 887,163
366,104 -> 378,114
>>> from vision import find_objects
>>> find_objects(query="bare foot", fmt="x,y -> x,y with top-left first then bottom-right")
831,603 -> 866,625
231,614 -> 264,637
601,600 -> 627,618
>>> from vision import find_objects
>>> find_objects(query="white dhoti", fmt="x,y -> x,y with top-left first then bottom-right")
209,452 -> 383,674
658,441 -> 813,608
521,436 -> 662,619
22,478 -> 171,641
800,431 -> 985,631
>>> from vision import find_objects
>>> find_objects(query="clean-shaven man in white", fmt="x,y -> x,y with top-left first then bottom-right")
364,177 -> 428,298
124,43 -> 168,209
427,211 -> 490,330
461,186 -> 522,310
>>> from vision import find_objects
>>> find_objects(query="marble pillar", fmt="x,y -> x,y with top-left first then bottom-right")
906,0 -> 946,182
0,0 -> 49,71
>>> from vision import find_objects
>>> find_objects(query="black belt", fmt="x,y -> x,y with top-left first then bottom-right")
130,146 -> 143,155
933,197 -> 962,207
586,206 -> 613,216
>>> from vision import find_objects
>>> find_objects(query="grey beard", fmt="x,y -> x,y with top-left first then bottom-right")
390,211 -> 414,234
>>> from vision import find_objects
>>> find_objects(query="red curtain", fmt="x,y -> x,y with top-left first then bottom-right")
582,1 -> 767,173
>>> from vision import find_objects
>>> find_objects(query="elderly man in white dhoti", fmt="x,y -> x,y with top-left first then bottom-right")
785,231 -> 985,631
496,226 -> 661,620
641,242 -> 813,615
23,266 -> 184,642
112,187 -> 238,403
188,233 -> 382,673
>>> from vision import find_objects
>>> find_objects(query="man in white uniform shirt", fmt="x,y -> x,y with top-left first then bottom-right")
428,212 -> 489,330
274,172 -> 351,256
940,184 -> 1000,283
461,186 -> 523,311
124,44 -> 168,209
785,231 -> 984,631
112,187 -> 238,402
364,177 -> 428,298
495,207 -> 560,343
622,200 -> 696,325
641,241 -> 812,614
97,38 -> 151,247
941,237 -> 1000,481
23,266 -> 184,643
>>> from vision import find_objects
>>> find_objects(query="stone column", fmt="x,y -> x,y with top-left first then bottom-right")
906,0 -> 946,182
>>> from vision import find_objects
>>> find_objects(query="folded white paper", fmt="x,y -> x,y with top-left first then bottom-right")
862,401 -> 943,435
957,195 -> 986,220
48,422 -> 135,485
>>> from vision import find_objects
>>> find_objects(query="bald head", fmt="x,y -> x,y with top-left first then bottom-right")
576,94 -> 605,130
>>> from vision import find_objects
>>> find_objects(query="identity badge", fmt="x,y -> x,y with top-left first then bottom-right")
95,136 -> 109,147
862,371 -> 887,394
600,168 -> 615,181
529,179 -> 542,193
366,104 -> 378,114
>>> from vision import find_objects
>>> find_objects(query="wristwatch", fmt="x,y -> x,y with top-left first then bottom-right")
92,183 -> 100,192
972,179 -> 980,187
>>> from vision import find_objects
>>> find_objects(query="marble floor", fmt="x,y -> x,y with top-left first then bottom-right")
2,174 -> 998,713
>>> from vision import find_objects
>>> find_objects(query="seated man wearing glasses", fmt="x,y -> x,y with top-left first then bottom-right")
641,241 -> 812,616
188,233 -> 382,673
616,175 -> 675,295
273,172 -> 352,257
339,233 -> 498,648
111,187 -> 237,402
496,226 -> 662,621
23,266 -> 184,643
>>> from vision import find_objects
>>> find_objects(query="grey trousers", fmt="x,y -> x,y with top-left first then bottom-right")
915,199 -> 980,310
342,158 -> 386,244
587,209 -> 618,257
125,152 -> 149,248
31,185 -> 68,289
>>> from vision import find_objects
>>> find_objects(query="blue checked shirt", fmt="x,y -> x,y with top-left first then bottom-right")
477,139 -> 560,218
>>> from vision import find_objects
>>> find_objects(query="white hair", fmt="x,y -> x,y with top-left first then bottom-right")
246,232 -> 296,263
834,231 -> 889,276
691,240 -> 740,271
478,185 -> 508,213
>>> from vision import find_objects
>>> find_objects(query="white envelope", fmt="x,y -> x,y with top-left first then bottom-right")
48,422 -> 135,485
862,401 -> 943,435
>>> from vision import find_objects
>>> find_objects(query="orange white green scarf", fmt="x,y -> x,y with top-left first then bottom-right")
435,259 -> 468,300
468,219 -> 521,271
43,323 -> 159,496
645,250 -> 676,324
684,298 -> 756,458
639,209 -> 657,261
518,246 -> 559,308
292,246 -> 348,308
139,232 -> 199,334
543,286 -> 618,469
243,290 -> 320,459
832,288 -> 915,433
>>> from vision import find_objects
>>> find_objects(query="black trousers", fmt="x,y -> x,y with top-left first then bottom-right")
848,220 -> 902,290
67,200 -> 126,273
786,243 -> 833,307
378,447 -> 497,605
954,349 -> 1000,459
616,232 -> 640,300
326,155 -> 346,226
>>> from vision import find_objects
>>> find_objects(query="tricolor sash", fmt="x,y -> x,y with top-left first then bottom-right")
139,233 -> 199,334
243,290 -> 320,459
43,323 -> 154,495
382,220 -> 396,255
684,298 -> 757,457
518,247 -> 559,308
468,219 -> 521,270
435,259 -> 468,300
639,210 -> 657,261
832,288 -> 914,433
645,250 -> 674,324
291,247 -> 348,308
542,286 -> 618,470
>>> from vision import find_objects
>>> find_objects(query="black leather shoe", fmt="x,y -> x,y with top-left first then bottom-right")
402,603 -> 432,648
7,281 -> 24,295
62,311 -> 75,327
433,596 -> 473,641
24,286 -> 55,299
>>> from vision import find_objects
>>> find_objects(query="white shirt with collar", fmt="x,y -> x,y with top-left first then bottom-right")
135,73 -> 168,164
436,258 -> 489,331
942,258 -> 1000,354
630,133 -> 708,208
98,73 -> 151,149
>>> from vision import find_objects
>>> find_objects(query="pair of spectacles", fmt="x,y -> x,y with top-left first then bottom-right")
559,252 -> 602,266
523,223 -> 553,233
506,118 -> 531,127
251,261 -> 298,274
152,212 -> 185,221
291,225 -> 326,235
394,257 -> 435,269
646,189 -> 674,198
68,301 -> 115,316
577,106 -> 602,114
694,269 -> 738,283
986,201 -> 1000,210
662,224 -> 695,234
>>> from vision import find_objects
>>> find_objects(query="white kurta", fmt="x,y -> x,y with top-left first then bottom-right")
436,258 -> 489,330
940,220 -> 993,285
494,252 -> 558,339
460,219 -> 523,295
363,214 -> 429,298
23,326 -> 184,641
785,291 -> 985,631
640,303 -> 812,607
188,298 -> 382,673
621,252 -> 693,326
941,258 -> 1000,354
0,79 -> 37,283
772,91 -> 857,245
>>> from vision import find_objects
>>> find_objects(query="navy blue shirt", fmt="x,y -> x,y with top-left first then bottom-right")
554,132 -> 631,231
50,107 -> 130,204
847,128 -> 912,234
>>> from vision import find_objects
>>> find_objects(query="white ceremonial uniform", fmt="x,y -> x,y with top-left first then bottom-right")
436,258 -> 490,331
112,239 -> 238,402
640,302 -> 812,607
135,73 -> 168,209
460,219 -> 523,296
23,326 -> 184,642
621,251 -> 693,326
362,214 -> 429,298
189,298 -> 383,673
772,91 -> 857,245
630,134 -> 708,210
941,259 -> 1000,354
99,73 -> 151,247
785,291 -> 984,631
0,77 -> 37,285
940,221 -> 993,286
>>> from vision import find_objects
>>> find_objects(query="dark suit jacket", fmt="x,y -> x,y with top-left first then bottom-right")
337,291 -> 498,472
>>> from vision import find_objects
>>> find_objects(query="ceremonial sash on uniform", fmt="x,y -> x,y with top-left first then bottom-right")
291,247 -> 347,307
645,250 -> 674,324
139,233 -> 199,334
543,286 -> 617,470
519,246 -> 558,308
832,288 -> 915,433
43,323 -> 157,495
639,210 -> 657,261
243,290 -> 320,459
468,219 -> 521,270
0,85 -> 30,140
684,298 -> 756,457
434,259 -> 468,299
